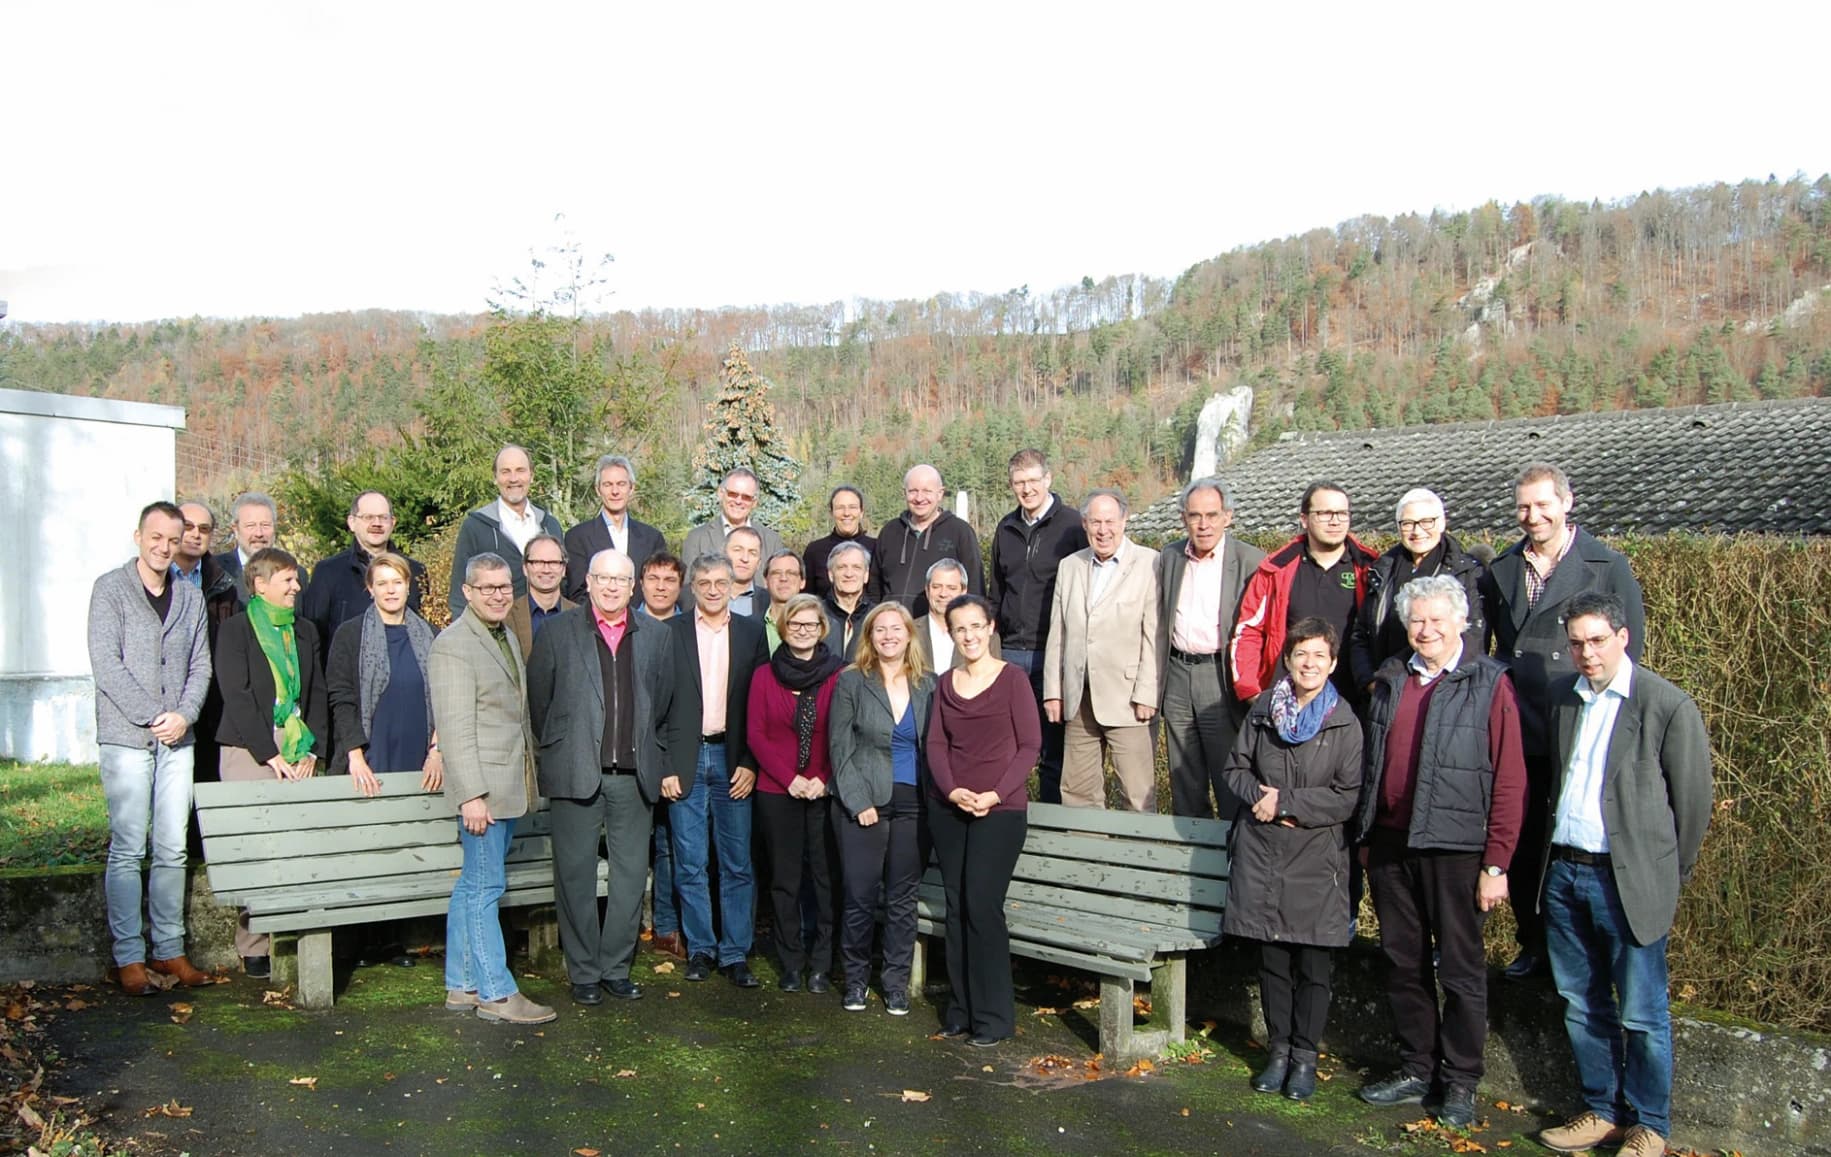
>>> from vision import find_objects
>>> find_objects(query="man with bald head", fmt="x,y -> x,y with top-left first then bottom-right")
868,464 -> 983,616
299,491 -> 427,666
449,446 -> 564,615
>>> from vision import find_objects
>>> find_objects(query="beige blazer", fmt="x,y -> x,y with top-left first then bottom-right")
430,609 -> 538,819
1043,538 -> 1160,727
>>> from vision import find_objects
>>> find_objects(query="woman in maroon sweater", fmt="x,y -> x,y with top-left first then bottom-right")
748,593 -> 845,993
926,593 -> 1042,1046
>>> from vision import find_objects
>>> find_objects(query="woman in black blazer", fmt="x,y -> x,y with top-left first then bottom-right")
214,548 -> 328,976
324,551 -> 441,794
827,602 -> 935,1016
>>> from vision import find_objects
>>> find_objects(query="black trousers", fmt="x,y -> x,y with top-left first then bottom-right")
927,799 -> 1026,1039
1510,754 -> 1553,954
754,791 -> 836,974
833,783 -> 924,995
1257,941 -> 1334,1054
550,771 -> 652,985
1367,828 -> 1490,1087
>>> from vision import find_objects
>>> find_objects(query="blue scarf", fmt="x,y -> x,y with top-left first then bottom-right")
1269,676 -> 1338,745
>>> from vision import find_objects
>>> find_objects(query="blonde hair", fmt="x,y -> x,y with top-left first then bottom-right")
852,602 -> 929,683
365,551 -> 414,588
773,593 -> 829,644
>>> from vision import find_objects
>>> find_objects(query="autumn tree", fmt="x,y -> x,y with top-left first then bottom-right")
687,345 -> 802,526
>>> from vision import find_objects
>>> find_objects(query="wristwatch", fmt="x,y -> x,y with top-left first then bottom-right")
1482,865 -> 1505,878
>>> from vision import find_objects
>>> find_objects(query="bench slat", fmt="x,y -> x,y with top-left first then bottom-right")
917,885 -> 1216,955
249,883 -> 590,934
1019,829 -> 1230,879
1025,802 -> 1230,847
205,833 -> 558,895
1009,851 -> 1226,908
205,818 -> 459,865
918,872 -> 1224,935
914,895 -> 1157,962
916,916 -> 1152,983
237,859 -> 606,916
199,792 -> 447,837
193,771 -> 434,808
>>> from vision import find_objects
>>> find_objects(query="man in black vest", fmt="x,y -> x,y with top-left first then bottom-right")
526,548 -> 694,1005
1355,575 -> 1527,1130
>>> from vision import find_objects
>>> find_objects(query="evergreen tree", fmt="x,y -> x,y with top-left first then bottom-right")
687,345 -> 803,526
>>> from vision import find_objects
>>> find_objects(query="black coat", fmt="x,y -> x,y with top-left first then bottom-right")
562,515 -> 668,603
1347,534 -> 1487,691
213,611 -> 329,764
1220,692 -> 1363,948
667,611 -> 769,775
986,496 -> 1086,651
297,542 -> 426,668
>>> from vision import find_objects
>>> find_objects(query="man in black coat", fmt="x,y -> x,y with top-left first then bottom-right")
297,491 -> 426,668
564,455 -> 668,602
1479,463 -> 1645,980
802,485 -> 876,602
526,548 -> 695,1005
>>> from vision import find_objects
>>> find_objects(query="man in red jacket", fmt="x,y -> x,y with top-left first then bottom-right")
1229,481 -> 1378,707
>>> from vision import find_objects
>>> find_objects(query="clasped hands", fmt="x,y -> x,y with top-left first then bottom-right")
948,787 -> 1000,817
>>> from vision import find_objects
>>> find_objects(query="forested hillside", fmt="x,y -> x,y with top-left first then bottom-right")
3,174 -> 1827,553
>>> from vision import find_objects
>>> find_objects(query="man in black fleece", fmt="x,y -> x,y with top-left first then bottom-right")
867,464 -> 983,616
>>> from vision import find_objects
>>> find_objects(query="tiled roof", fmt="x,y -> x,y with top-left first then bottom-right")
1129,398 -> 1831,542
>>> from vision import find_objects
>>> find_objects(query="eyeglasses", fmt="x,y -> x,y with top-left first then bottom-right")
354,514 -> 394,524
589,573 -> 633,586
527,558 -> 566,567
1306,510 -> 1351,523
723,490 -> 758,504
1398,518 -> 1440,534
469,584 -> 513,597
784,620 -> 823,632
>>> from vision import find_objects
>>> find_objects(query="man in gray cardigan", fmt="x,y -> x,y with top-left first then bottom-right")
1535,592 -> 1712,1157
87,501 -> 214,995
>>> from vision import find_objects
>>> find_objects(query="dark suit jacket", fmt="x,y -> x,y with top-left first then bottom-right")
213,611 -> 329,764
1481,528 -> 1646,756
562,514 -> 668,603
1541,664 -> 1712,945
827,667 -> 935,817
1153,534 -> 1263,706
668,611 -> 769,776
507,593 -> 575,661
526,606 -> 695,804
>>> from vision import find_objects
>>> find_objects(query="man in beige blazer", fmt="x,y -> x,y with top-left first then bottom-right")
1043,491 -> 1161,811
430,552 -> 554,1026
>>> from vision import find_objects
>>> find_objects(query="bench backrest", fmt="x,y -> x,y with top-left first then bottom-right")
1009,803 -> 1231,941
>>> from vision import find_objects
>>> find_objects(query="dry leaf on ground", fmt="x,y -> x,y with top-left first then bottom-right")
613,1069 -> 637,1079
288,1076 -> 318,1089
900,1090 -> 931,1103
168,1002 -> 194,1025
652,962 -> 675,974
145,1100 -> 192,1118
574,1149 -> 601,1156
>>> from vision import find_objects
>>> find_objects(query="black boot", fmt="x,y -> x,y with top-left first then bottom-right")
1283,1048 -> 1319,1101
1251,1043 -> 1291,1093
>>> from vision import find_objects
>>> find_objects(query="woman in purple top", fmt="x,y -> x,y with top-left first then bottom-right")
926,593 -> 1042,1047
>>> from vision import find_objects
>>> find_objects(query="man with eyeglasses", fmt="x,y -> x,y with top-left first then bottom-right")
680,468 -> 786,587
507,534 -> 574,660
1348,488 -> 1487,696
298,490 -> 427,667
759,550 -> 807,650
1231,480 -> 1378,707
564,455 -> 668,602
526,548 -> 694,1006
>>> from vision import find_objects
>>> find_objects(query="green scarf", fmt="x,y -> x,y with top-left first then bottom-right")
246,595 -> 316,763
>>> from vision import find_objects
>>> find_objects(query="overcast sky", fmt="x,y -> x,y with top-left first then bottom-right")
4,1 -> 1827,325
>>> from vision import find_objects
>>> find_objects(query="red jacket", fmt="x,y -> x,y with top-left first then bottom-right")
1228,535 -> 1378,701
746,666 -> 840,793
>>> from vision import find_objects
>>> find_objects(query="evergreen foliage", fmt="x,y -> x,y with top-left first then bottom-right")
687,346 -> 803,527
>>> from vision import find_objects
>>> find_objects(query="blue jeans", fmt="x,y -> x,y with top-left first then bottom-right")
99,742 -> 194,965
652,799 -> 679,936
445,817 -> 519,1002
1543,858 -> 1674,1137
669,743 -> 754,966
1000,648 -> 1061,804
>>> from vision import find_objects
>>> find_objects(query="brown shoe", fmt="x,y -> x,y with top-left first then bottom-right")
651,931 -> 686,960
443,989 -> 480,1011
475,991 -> 557,1025
114,962 -> 157,996
1618,1125 -> 1667,1156
1540,1111 -> 1626,1152
149,955 -> 214,987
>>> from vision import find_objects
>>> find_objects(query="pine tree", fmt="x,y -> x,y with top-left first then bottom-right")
687,345 -> 803,526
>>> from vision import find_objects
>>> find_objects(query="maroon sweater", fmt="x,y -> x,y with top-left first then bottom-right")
746,667 -> 839,795
927,663 -> 1042,813
1376,669 -> 1528,869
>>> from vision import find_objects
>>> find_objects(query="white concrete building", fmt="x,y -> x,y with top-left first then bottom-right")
0,387 -> 186,763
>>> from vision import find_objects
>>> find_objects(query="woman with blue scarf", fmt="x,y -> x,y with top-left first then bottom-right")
1220,617 -> 1362,1102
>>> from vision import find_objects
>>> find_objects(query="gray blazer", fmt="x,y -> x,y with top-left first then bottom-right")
525,605 -> 694,805
827,666 -> 935,818
1541,664 -> 1713,945
429,609 -> 537,819
1154,534 -> 1263,706
680,519 -> 785,575
87,561 -> 212,749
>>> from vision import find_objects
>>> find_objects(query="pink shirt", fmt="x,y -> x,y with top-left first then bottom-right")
1172,538 -> 1228,654
695,609 -> 731,735
591,604 -> 629,654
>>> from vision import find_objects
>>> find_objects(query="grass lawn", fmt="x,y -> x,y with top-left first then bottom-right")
0,759 -> 107,870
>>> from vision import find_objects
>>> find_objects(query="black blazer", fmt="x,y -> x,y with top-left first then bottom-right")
667,611 -> 769,775
213,611 -> 329,764
563,515 -> 668,603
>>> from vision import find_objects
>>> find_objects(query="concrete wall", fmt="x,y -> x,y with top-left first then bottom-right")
0,387 -> 185,763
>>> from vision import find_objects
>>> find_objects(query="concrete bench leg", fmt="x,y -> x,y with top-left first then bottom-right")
910,935 -> 927,997
296,931 -> 335,1010
1099,976 -> 1135,1060
1100,958 -> 1187,1061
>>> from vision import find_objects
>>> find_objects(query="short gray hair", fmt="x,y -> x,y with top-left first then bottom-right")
465,551 -> 511,586
1082,488 -> 1129,517
1179,477 -> 1234,512
721,466 -> 760,490
1393,574 -> 1469,628
925,557 -> 969,586
232,491 -> 277,523
1394,487 -> 1445,526
595,454 -> 637,487
827,540 -> 870,570
688,553 -> 735,584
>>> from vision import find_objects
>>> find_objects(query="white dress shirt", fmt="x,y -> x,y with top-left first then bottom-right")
1551,657 -> 1634,854
497,498 -> 546,555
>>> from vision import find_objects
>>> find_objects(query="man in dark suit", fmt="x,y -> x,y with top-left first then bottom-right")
1155,478 -> 1265,818
1480,462 -> 1646,979
564,455 -> 668,602
1534,592 -> 1710,1157
297,491 -> 427,667
527,548 -> 695,1006
216,491 -> 279,601
668,555 -> 771,987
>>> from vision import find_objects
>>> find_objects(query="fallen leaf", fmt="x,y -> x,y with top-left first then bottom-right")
652,962 -> 675,974
666,991 -> 681,999
574,1149 -> 601,1156
63,998 -> 93,1011
981,1065 -> 994,1073
1448,1138 -> 1486,1154
1180,1107 -> 1190,1117
1497,1143 -> 1513,1150
289,1076 -> 318,1089
145,1099 -> 193,1118
17,1102 -> 44,1130
1071,997 -> 1099,1009
169,1002 -> 194,1025
1032,1006 -> 1063,1016
613,1069 -> 637,1079
900,1090 -> 931,1103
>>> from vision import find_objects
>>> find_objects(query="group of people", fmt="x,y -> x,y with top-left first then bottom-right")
87,446 -> 1711,1152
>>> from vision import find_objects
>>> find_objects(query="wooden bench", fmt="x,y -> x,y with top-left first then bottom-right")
194,771 -> 595,1009
915,802 -> 1230,1060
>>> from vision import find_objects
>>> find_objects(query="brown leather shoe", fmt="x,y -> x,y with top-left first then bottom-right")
1618,1125 -> 1667,1157
149,955 -> 214,987
651,931 -> 686,960
114,962 -> 157,996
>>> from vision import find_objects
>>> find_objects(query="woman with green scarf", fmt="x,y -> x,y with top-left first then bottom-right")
215,547 -> 329,978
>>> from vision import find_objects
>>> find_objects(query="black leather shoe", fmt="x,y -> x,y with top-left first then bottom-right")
1359,1071 -> 1432,1105
806,971 -> 831,995
601,978 -> 643,1001
723,961 -> 760,989
939,1020 -> 969,1038
570,982 -> 603,1005
1251,1044 -> 1290,1093
1503,950 -> 1548,981
779,970 -> 802,993
1282,1050 -> 1318,1101
968,1033 -> 1007,1048
1436,1084 -> 1477,1129
241,955 -> 271,979
685,954 -> 714,982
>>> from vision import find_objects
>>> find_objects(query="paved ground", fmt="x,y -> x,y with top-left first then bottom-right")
34,948 -> 1557,1156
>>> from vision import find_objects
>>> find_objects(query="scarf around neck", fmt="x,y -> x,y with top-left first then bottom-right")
247,595 -> 315,761
357,604 -> 436,741
772,641 -> 843,773
1269,676 -> 1339,746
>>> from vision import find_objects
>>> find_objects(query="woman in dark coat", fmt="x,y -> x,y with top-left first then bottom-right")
325,551 -> 442,792
1348,487 -> 1487,693
1222,616 -> 1363,1101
